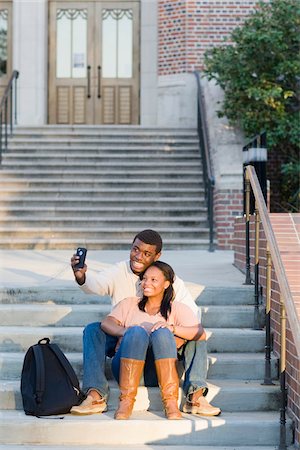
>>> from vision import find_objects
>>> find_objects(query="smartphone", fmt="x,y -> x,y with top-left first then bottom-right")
74,247 -> 87,269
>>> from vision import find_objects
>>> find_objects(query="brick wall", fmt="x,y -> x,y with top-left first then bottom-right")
214,188 -> 244,249
234,217 -> 300,447
158,0 -> 258,75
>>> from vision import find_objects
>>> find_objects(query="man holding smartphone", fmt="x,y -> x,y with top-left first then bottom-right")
70,229 -> 220,417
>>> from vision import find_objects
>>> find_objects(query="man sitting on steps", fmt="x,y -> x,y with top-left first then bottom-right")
70,229 -> 221,417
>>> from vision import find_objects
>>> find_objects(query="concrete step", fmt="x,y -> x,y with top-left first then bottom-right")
0,218 -> 208,230
2,154 -> 201,163
0,410 -> 293,446
0,446 -> 289,450
0,352 -> 278,381
0,206 -> 207,218
0,228 -> 210,240
0,180 -> 203,190
0,169 -> 202,179
0,187 -> 203,197
0,304 -> 256,329
0,379 -> 280,412
0,286 -> 253,306
0,326 -> 265,353
0,196 -> 205,207
0,238 -> 210,250
1,161 -> 201,169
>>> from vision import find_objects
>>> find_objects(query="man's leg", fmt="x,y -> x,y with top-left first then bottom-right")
181,340 -> 221,416
71,322 -> 116,415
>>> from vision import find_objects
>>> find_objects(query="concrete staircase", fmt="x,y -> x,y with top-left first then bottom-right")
0,126 -> 209,249
0,284 -> 294,449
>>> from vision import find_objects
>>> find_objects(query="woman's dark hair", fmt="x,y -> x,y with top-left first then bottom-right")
138,261 -> 175,320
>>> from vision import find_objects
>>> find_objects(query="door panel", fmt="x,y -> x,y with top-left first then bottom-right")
48,0 -> 140,125
0,2 -> 12,98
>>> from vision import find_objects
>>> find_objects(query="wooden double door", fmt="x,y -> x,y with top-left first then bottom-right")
48,0 -> 140,125
0,2 -> 12,98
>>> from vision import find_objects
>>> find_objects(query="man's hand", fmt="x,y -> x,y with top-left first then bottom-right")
70,253 -> 87,285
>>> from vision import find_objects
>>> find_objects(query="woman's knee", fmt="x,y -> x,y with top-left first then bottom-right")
123,325 -> 149,344
150,327 -> 177,359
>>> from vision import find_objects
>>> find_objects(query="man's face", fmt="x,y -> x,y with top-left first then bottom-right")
129,238 -> 161,275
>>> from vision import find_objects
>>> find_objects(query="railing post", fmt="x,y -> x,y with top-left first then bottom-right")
262,244 -> 274,385
244,168 -> 252,285
278,294 -> 287,450
253,202 -> 261,329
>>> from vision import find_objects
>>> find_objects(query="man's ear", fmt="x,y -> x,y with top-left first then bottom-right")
154,252 -> 161,262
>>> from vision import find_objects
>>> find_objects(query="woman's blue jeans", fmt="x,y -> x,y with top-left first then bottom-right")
111,326 -> 177,385
82,322 -> 208,400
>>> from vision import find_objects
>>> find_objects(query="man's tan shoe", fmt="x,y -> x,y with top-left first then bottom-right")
70,394 -> 107,415
182,394 -> 221,417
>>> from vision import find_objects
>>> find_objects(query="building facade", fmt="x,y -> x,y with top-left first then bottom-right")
1,0 -> 259,248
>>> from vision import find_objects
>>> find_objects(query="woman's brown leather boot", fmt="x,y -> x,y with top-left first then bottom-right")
155,358 -> 182,420
114,357 -> 145,420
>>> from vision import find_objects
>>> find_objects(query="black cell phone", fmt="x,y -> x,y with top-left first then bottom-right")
74,247 -> 87,269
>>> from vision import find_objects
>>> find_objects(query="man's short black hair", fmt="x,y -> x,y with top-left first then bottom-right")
132,229 -> 163,254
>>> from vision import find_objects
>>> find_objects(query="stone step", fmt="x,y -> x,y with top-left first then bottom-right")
5,148 -> 201,155
2,154 -> 201,163
1,161 -> 201,169
0,446 -> 287,450
0,218 -> 208,230
0,352 -> 278,381
0,169 -> 202,179
0,196 -> 205,206
0,379 -> 280,412
0,187 -> 203,197
0,286 -> 254,306
0,326 -> 265,353
0,304 -> 256,329
0,410 -> 293,447
0,227 -> 210,240
0,206 -> 207,218
0,180 -> 203,190
0,238 -> 210,250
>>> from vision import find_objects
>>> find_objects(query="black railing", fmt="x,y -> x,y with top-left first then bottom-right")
194,71 -> 215,252
0,70 -> 19,162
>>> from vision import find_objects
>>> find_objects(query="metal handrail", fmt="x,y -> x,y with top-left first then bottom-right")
246,165 -> 300,353
244,164 -> 300,450
194,71 -> 215,251
0,70 -> 19,161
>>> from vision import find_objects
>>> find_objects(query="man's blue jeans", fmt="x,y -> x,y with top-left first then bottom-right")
82,322 -> 208,400
111,326 -> 177,383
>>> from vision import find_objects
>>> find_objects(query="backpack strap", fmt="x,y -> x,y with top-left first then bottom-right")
32,344 -> 46,404
48,343 -> 80,391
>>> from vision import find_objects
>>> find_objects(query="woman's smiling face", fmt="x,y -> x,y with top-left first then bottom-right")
141,266 -> 170,298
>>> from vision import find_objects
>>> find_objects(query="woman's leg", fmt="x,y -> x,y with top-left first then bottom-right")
112,326 -> 149,420
150,328 -> 182,420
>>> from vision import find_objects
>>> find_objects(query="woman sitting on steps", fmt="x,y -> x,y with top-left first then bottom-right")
101,260 -> 205,420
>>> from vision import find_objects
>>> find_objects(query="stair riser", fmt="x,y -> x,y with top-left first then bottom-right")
0,354 -> 278,381
0,182 -> 203,190
0,287 -> 254,306
0,232 -> 210,241
0,172 -> 202,180
0,330 -> 265,353
0,242 -> 210,250
0,306 -> 256,329
0,209 -> 207,218
0,189 -> 203,198
0,414 -> 292,446
0,384 -> 280,412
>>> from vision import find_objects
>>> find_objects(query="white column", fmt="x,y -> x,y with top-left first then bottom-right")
140,0 -> 158,126
13,0 -> 48,125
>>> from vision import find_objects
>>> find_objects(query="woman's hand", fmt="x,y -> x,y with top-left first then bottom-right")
150,321 -> 172,333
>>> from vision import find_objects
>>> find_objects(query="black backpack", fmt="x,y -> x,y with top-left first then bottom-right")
21,337 -> 84,416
